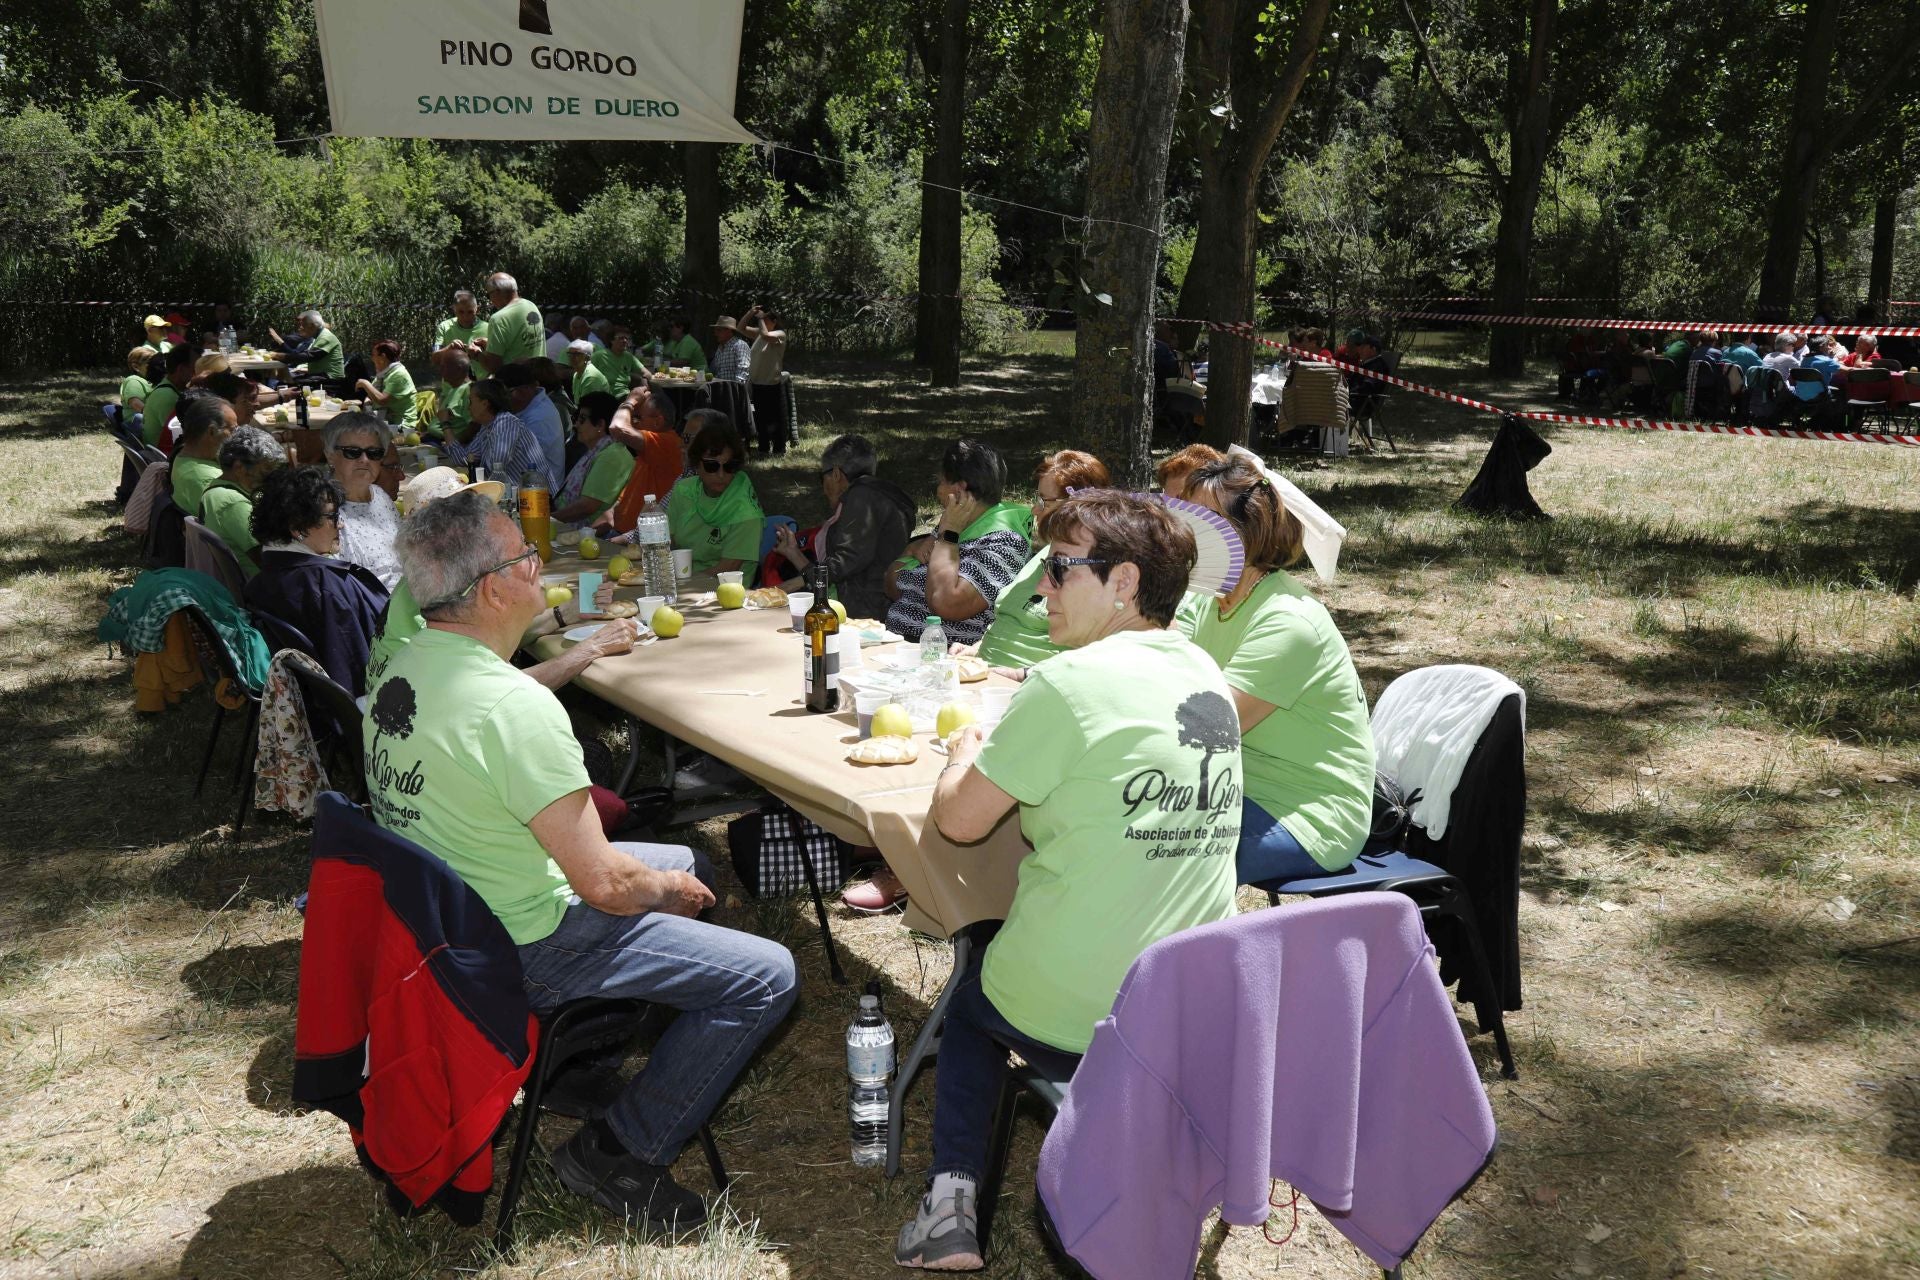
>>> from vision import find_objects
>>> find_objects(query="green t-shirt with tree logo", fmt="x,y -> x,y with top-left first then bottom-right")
974,627 -> 1242,1052
363,627 -> 589,944
485,297 -> 545,366
1176,571 -> 1374,871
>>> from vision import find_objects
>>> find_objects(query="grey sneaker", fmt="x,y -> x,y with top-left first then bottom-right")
894,1180 -> 984,1270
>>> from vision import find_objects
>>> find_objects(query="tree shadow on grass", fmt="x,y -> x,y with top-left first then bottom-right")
245,1026 -> 301,1115
182,937 -> 301,1010
173,1164 -> 382,1280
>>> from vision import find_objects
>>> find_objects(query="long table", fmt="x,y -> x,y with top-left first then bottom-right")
525,561 -> 1033,1175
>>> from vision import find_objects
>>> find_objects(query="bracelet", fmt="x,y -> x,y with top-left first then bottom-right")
552,606 -> 566,630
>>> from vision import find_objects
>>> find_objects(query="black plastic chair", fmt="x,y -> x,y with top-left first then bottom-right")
181,604 -> 263,832
1350,353 -> 1399,453
184,517 -> 248,601
493,996 -> 731,1251
285,659 -> 369,804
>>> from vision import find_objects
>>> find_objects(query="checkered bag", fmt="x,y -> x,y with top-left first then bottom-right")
726,800 -> 851,897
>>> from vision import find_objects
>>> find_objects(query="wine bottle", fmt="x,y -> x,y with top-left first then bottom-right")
804,565 -> 841,713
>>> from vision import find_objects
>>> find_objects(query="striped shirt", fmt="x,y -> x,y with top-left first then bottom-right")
711,336 -> 751,383
445,411 -> 546,486
886,530 -> 1032,647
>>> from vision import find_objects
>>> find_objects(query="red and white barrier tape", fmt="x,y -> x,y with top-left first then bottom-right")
1200,321 -> 1920,448
1372,310 -> 1920,338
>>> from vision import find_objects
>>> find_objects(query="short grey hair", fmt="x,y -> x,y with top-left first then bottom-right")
218,425 -> 283,471
488,272 -> 518,295
1774,330 -> 1798,352
1857,332 -> 1878,349
300,309 -> 325,329
453,289 -> 476,305
398,490 -> 515,618
324,410 -> 391,454
820,434 -> 877,480
569,314 -> 590,332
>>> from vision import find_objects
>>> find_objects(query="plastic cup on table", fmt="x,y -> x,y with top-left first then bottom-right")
853,688 -> 888,740
979,686 -> 1015,726
636,595 -> 665,628
717,570 -> 744,587
787,592 -> 814,633
672,548 -> 693,577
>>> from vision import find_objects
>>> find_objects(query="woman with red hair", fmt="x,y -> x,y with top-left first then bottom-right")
963,449 -> 1111,673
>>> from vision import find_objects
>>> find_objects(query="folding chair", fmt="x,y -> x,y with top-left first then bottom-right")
115,441 -> 151,509
1350,353 -> 1399,453
181,603 -> 265,832
1842,367 -> 1895,430
1625,358 -> 1656,412
184,517 -> 248,601
1648,357 -> 1681,415
1723,363 -> 1747,423
285,658 -> 369,803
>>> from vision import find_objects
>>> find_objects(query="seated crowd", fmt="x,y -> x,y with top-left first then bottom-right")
110,282 -> 1394,1265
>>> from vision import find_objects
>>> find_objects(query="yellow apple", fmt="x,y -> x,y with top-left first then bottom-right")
830,598 -> 848,624
936,701 -> 976,738
651,605 -> 685,637
578,535 -> 602,560
607,554 -> 632,580
544,585 -> 573,607
716,581 -> 746,609
870,703 -> 914,739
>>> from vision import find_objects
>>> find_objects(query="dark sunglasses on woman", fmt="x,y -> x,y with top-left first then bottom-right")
1043,555 -> 1109,588
700,456 -> 742,475
334,445 -> 386,461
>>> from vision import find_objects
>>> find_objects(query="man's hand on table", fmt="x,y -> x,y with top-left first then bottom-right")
945,725 -> 986,771
579,616 -> 638,660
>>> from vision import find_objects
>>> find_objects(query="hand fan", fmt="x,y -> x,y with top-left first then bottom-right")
1150,494 -> 1245,597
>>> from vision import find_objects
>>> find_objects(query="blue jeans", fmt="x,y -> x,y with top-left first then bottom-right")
516,842 -> 798,1165
929,939 -> 1082,1182
1235,799 -> 1327,884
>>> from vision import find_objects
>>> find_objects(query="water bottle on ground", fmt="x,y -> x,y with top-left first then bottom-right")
920,615 -> 947,666
634,494 -> 677,601
848,987 -> 894,1167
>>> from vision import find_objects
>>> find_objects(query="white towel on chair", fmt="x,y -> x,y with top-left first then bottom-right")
1371,665 -> 1525,840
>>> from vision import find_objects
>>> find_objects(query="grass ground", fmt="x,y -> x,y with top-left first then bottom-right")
1,335 -> 1917,1280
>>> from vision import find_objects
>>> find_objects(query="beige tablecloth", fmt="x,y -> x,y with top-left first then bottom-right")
228,355 -> 288,376
527,560 -> 1030,938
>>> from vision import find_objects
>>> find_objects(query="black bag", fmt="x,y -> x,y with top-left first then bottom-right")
726,800 -> 852,897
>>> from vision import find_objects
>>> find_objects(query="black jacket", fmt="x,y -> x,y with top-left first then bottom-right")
245,551 -> 391,697
819,474 -> 916,619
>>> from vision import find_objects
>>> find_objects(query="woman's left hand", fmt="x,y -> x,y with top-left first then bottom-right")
938,493 -> 987,537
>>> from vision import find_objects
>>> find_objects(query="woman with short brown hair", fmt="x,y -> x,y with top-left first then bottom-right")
1177,454 -> 1374,883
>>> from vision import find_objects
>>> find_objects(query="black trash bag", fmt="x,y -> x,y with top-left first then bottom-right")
1455,414 -> 1552,520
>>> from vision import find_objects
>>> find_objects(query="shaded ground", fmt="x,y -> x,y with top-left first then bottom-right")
1,339 -> 1917,1280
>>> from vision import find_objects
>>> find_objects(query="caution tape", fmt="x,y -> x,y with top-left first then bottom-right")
1199,320 -> 1920,448
1373,310 -> 1919,338
0,287 -> 1072,316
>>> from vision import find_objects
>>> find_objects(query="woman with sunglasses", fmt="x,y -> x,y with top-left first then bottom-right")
667,410 -> 763,574
893,491 -> 1241,1270
323,412 -> 404,590
244,465 -> 391,696
954,449 -> 1110,677
1176,455 -> 1374,883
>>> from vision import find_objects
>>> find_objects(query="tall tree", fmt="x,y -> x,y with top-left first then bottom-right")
683,143 -> 725,338
1174,0 -> 1333,447
1402,0 -> 1559,376
911,0 -> 971,386
1072,0 -> 1191,488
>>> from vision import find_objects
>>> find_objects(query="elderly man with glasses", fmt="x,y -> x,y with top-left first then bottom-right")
364,491 -> 797,1233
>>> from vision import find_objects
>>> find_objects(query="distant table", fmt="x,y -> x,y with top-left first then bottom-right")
228,354 -> 289,377
253,400 -> 374,463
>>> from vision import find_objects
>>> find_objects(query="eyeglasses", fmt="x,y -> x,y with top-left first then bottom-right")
700,457 -> 743,475
1043,555 -> 1110,587
334,445 -> 386,461
422,542 -> 540,611
320,507 -> 341,526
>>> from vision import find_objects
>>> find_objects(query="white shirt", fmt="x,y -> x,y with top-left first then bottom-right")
336,486 -> 403,589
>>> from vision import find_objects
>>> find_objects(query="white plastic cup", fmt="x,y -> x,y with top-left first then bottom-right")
787,591 -> 814,632
636,595 -> 665,627
854,688 -> 888,739
717,569 -> 744,587
979,686 -> 1015,725
672,548 -> 693,577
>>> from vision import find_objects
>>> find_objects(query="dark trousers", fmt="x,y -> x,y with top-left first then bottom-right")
750,382 -> 787,455
929,940 -> 1081,1182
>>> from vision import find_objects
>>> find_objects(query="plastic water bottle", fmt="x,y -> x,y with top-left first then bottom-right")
220,325 -> 236,355
635,494 -> 677,602
920,615 -> 946,666
847,987 -> 894,1167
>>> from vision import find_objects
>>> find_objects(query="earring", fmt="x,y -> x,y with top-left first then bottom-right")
1113,599 -> 1126,611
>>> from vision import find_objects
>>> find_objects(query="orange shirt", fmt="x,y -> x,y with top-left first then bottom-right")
605,430 -> 685,533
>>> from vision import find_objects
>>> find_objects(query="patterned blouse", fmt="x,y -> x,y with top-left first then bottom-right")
885,530 -> 1031,647
337,486 -> 402,590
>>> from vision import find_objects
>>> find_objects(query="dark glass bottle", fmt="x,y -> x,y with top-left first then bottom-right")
804,565 -> 841,713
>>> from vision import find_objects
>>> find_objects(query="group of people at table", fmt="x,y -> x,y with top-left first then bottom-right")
111,291 -> 1382,1269
1559,325 -> 1918,413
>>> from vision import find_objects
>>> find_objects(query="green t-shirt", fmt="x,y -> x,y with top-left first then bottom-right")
581,441 -> 636,509
434,317 -> 490,350
975,628 -> 1242,1053
363,627 -> 590,944
667,473 -> 764,571
664,333 -> 709,373
977,547 -> 1066,671
437,379 -> 472,438
198,480 -> 259,576
119,374 -> 152,408
171,454 -> 222,514
485,297 -> 545,366
143,382 -> 181,446
378,362 -> 417,429
592,349 -> 646,399
1176,572 -> 1374,870
307,327 -> 345,379
571,361 -> 610,404
369,578 -> 426,677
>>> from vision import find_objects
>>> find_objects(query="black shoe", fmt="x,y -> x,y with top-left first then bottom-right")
540,1062 -> 627,1120
551,1122 -> 709,1233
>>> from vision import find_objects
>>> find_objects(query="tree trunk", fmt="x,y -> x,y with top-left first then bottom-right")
1804,224 -> 1827,310
1072,0 -> 1191,489
1868,191 -> 1896,311
1755,0 -> 1841,319
1488,0 -> 1556,377
683,143 -> 725,343
915,0 -> 969,386
1180,172 -> 1260,448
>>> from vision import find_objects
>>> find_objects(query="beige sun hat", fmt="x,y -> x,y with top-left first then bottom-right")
399,465 -> 505,512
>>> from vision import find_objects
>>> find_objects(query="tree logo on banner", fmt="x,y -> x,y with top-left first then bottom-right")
519,0 -> 552,34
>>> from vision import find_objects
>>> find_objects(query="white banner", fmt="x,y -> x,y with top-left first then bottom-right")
314,0 -> 759,143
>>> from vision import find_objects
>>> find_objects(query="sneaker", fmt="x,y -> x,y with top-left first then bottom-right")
551,1121 -> 709,1233
894,1179 -> 984,1270
540,1062 -> 626,1120
841,868 -> 907,914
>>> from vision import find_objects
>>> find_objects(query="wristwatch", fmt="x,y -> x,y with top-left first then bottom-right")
938,529 -> 961,545
552,606 -> 567,630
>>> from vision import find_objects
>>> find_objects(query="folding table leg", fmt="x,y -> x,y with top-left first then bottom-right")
615,714 -> 646,796
886,932 -> 972,1178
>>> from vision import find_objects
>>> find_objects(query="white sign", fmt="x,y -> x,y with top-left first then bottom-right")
314,0 -> 759,143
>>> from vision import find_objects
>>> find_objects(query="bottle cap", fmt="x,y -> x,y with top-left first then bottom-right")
925,616 -> 939,626
858,995 -> 879,1011
644,494 -> 656,503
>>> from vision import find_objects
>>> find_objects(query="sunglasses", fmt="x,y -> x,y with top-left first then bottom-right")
334,445 -> 386,461
700,457 -> 743,475
1043,555 -> 1110,587
422,542 -> 539,611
